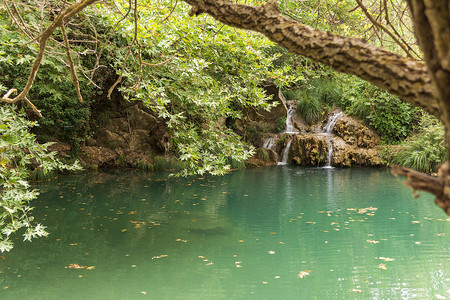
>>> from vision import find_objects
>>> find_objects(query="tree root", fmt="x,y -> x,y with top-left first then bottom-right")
391,163 -> 450,215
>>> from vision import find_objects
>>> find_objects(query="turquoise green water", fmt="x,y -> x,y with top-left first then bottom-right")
0,166 -> 448,299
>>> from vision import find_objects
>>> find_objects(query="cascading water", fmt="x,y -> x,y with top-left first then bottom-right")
284,103 -> 298,134
262,102 -> 298,165
322,112 -> 343,168
262,136 -> 277,151
323,112 -> 343,134
278,138 -> 293,165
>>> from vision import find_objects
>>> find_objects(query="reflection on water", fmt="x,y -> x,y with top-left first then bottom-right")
0,167 -> 448,299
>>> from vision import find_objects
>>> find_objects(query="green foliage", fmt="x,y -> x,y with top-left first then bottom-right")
93,0 -> 294,175
339,75 -> 420,143
276,117 -> 286,133
0,7 -> 94,147
387,114 -> 447,173
296,92 -> 323,125
0,106 -> 81,251
257,147 -> 270,162
308,77 -> 342,106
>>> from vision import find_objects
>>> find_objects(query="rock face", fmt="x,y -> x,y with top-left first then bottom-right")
258,112 -> 383,168
334,116 -> 380,148
290,134 -> 328,166
80,96 -> 170,169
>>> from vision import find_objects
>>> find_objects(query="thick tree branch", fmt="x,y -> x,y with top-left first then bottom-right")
391,164 -> 450,214
183,0 -> 440,120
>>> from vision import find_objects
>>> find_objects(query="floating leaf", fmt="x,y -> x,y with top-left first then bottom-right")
297,270 -> 311,278
366,239 -> 380,244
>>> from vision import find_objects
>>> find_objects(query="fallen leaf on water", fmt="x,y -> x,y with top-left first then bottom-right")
297,270 -> 311,278
121,229 -> 127,232
376,257 -> 395,262
86,266 -> 95,270
366,240 -> 380,244
377,263 -> 387,270
66,264 -> 87,269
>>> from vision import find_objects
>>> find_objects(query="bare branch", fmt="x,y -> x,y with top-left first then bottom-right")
61,22 -> 83,103
355,0 -> 414,58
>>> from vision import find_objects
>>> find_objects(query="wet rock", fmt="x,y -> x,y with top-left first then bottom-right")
290,134 -> 328,166
246,148 -> 278,167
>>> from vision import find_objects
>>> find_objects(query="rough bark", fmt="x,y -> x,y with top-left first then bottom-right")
406,0 -> 450,214
183,0 -> 440,120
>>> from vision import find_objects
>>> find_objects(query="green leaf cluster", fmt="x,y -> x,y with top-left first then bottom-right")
385,114 -> 447,173
92,0 -> 294,175
0,106 -> 82,251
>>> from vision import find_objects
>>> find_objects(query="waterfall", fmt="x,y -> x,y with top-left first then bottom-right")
323,112 -> 343,167
323,111 -> 343,134
278,138 -> 293,165
262,136 -> 277,151
283,102 -> 298,134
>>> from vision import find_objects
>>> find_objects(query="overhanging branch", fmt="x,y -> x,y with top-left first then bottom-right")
183,0 -> 440,120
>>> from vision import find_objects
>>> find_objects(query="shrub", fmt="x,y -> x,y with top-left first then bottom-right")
340,75 -> 420,143
389,114 -> 446,173
276,117 -> 286,133
296,91 -> 323,124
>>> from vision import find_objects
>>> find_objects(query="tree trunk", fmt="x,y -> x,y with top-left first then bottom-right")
406,0 -> 450,214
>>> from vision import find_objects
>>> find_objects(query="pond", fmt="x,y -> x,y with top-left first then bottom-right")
0,166 -> 449,299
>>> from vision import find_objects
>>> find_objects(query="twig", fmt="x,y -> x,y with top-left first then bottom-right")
356,0 -> 413,58
107,0 -> 138,99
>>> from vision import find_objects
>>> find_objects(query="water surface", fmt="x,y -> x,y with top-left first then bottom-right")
0,167 -> 448,299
